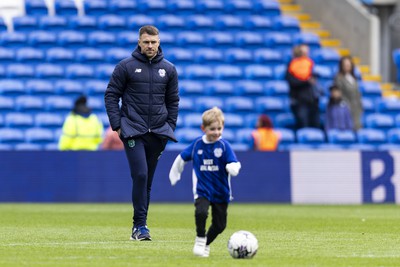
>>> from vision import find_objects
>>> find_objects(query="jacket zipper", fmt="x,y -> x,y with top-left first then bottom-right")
148,59 -> 153,133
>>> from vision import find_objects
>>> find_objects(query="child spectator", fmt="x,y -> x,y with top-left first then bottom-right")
325,85 -> 354,131
251,114 -> 280,151
169,107 -> 241,257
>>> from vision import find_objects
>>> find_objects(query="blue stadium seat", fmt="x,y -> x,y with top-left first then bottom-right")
361,97 -> 376,115
255,97 -> 286,115
25,128 -> 54,144
312,48 -> 340,68
0,143 -> 13,150
5,113 -> 34,129
196,0 -> 224,14
0,96 -> 14,113
137,0 -> 167,14
0,32 -> 27,47
178,80 -> 202,96
57,31 -> 86,47
264,32 -> 292,49
87,97 -> 104,112
297,128 -> 325,145
264,80 -> 289,96
36,64 -> 64,79
34,112 -> 64,129
364,113 -> 395,130
387,128 -> 400,144
194,48 -> 223,64
206,32 -> 234,47
0,17 -> 6,32
215,15 -> 243,30
357,128 -> 386,146
95,64 -> 115,80
275,127 -> 296,146
55,80 -> 84,97
292,32 -> 321,49
252,0 -> 281,16
84,0 -> 108,16
55,0 -> 78,15
393,48 -> 400,82
165,142 -> 189,151
26,79 -> 54,96
275,112 -> 295,129
14,143 -> 43,150
179,97 -> 195,113
126,15 -> 156,30
105,48 -> 131,64
39,16 -> 67,31
87,31 -> 116,48
186,15 -> 213,30
222,128 -> 235,143
46,47 -> 75,64
13,16 -> 38,32
204,80 -> 234,96
347,143 -> 376,151
225,0 -> 252,14
254,48 -> 283,65
377,143 -> 400,151
176,32 -> 205,47
98,15 -> 126,32
96,112 -> 110,127
0,79 -> 25,96
273,16 -> 300,33
45,96 -> 74,112
224,113 -> 244,129
236,80 -> 264,96
0,48 -> 15,63
7,64 -> 34,79
236,128 -> 253,145
214,65 -> 243,80
359,81 -> 382,99
167,0 -> 195,14
116,31 -> 136,47
164,48 -> 194,65
175,128 -> 203,143
244,113 -> 259,128
28,31 -> 57,47
235,32 -> 264,47
0,128 -> 25,144
225,48 -> 253,64
185,65 -> 214,80
86,80 -> 107,96
376,97 -> 400,116
26,0 -> 48,15
195,96 -> 223,112
183,113 -> 203,128
176,115 -> 184,128
157,15 -> 186,31
16,48 -> 44,63
158,32 -> 175,48
76,48 -> 104,64
65,64 -> 94,80
109,0 -> 138,15
327,129 -> 356,145
313,64 -> 334,81
225,97 -> 254,113
244,15 -> 272,31
0,65 -> 5,77
68,16 -> 97,31
15,96 -> 44,112
245,65 -> 273,80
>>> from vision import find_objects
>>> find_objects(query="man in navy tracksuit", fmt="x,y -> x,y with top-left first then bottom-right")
104,25 -> 179,241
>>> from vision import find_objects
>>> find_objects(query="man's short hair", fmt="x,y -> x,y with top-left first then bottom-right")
139,25 -> 159,36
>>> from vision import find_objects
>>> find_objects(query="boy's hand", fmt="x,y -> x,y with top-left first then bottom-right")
226,162 -> 241,177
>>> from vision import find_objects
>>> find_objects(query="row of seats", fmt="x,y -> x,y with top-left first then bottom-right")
0,30 -> 319,50
393,48 -> 400,83
26,0 -> 282,17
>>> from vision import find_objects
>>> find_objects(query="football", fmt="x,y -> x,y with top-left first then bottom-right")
227,230 -> 258,259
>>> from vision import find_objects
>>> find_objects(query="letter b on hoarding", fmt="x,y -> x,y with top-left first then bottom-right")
362,152 -> 395,203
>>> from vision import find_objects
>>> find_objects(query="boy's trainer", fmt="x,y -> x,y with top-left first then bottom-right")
130,226 -> 151,241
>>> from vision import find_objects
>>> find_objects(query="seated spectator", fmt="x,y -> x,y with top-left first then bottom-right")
251,114 -> 280,151
325,85 -> 353,131
59,95 -> 104,150
102,126 -> 124,150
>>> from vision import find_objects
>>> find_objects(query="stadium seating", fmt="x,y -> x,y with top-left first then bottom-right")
15,96 -> 45,112
55,0 -> 78,16
296,128 -> 326,145
27,31 -> 57,47
34,113 -> 64,129
26,79 -> 54,96
225,97 -> 254,113
39,16 -> 67,31
204,80 -> 235,96
357,128 -> 387,146
98,15 -> 126,32
236,80 -> 264,97
0,96 -> 15,113
326,130 -> 357,145
364,113 -> 395,131
35,64 -> 64,79
5,113 -> 34,129
0,80 -> 25,96
26,0 -> 49,16
109,0 -> 138,15
0,128 -> 25,144
25,128 -> 54,144
175,127 -> 203,143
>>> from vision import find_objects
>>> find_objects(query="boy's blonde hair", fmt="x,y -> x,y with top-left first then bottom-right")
202,107 -> 224,128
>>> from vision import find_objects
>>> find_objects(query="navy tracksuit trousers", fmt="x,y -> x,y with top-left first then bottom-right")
122,133 -> 167,229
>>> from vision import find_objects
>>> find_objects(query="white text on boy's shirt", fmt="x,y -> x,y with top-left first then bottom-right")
200,159 -> 220,171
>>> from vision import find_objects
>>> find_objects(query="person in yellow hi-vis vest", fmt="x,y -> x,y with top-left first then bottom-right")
58,95 -> 104,151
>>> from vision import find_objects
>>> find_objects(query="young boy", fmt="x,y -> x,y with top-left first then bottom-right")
169,107 -> 241,257
325,85 -> 354,131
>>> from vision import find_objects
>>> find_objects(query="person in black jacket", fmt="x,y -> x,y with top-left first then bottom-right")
104,25 -> 179,241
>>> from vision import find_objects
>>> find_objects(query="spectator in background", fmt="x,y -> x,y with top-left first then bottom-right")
102,126 -> 124,150
334,56 -> 363,130
59,95 -> 103,150
251,114 -> 280,151
285,44 -> 320,129
325,85 -> 353,132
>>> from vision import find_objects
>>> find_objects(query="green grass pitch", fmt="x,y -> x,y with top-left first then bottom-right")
1,203 -> 400,267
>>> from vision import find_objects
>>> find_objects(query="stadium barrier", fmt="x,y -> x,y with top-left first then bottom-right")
0,151 -> 399,204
